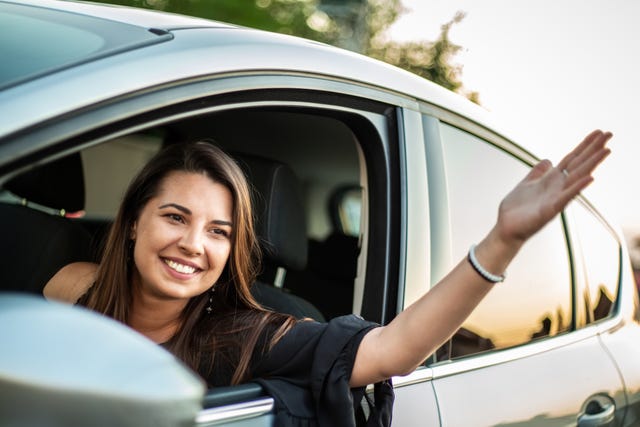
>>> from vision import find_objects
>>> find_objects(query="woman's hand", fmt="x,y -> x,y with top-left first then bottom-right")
496,129 -> 612,248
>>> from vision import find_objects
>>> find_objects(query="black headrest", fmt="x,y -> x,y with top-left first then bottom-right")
4,153 -> 85,212
235,154 -> 307,271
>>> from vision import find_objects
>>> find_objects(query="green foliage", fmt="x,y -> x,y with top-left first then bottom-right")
369,12 -> 466,92
94,0 -> 477,102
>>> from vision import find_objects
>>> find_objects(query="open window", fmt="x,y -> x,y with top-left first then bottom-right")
0,88 -> 400,325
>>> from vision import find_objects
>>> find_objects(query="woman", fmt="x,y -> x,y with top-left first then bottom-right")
44,130 -> 612,425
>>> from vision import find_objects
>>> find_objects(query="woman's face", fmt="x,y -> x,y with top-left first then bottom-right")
131,171 -> 233,302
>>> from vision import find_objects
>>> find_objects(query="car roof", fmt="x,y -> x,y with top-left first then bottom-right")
0,0 -> 509,146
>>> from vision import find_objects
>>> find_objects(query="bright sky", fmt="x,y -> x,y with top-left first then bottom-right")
388,1 -> 639,249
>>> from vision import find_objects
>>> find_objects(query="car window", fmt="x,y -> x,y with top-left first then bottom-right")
568,202 -> 620,324
435,123 -> 572,361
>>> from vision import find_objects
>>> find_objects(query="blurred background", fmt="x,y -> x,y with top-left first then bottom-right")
96,0 -> 640,281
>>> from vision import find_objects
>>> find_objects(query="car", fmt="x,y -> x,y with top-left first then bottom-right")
1,1 -> 639,426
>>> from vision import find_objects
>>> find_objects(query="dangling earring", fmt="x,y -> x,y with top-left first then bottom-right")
205,286 -> 215,314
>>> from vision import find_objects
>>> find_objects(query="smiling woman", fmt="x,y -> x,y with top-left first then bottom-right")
45,142 -> 289,384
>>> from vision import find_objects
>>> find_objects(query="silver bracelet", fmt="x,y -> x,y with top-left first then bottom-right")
467,244 -> 506,283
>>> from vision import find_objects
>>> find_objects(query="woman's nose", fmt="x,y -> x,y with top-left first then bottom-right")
178,227 -> 204,256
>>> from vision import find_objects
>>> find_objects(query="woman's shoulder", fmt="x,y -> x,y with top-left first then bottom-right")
43,262 -> 98,304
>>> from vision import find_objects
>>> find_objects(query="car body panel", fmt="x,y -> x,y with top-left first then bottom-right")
391,369 -> 440,426
432,331 -> 624,426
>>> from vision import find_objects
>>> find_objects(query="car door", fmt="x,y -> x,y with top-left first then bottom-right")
422,120 -> 626,426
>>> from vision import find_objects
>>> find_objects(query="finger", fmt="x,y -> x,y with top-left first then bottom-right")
557,130 -> 611,171
553,175 -> 594,212
567,147 -> 611,180
566,131 -> 612,172
556,130 -> 600,171
561,147 -> 610,189
524,159 -> 552,181
554,146 -> 610,208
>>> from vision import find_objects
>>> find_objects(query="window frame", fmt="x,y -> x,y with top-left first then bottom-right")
0,74 -> 409,325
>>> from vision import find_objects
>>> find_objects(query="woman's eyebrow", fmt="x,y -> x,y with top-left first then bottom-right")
159,203 -> 233,227
159,203 -> 191,215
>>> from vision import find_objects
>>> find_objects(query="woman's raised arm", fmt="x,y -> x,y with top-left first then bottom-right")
350,129 -> 612,387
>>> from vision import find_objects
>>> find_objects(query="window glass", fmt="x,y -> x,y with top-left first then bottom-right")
437,123 -> 572,360
568,202 -> 620,323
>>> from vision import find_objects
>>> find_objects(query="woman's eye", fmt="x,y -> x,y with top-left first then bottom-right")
164,213 -> 184,223
209,228 -> 229,238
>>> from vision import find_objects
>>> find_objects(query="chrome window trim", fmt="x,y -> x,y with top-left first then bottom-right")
195,397 -> 274,426
391,366 -> 434,388
390,312 -> 626,386
428,320 -> 619,379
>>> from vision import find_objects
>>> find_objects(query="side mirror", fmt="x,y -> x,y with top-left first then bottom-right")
0,293 -> 205,427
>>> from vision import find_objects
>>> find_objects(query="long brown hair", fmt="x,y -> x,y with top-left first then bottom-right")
79,141 -> 294,384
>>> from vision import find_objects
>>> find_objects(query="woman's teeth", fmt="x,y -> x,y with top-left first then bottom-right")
165,259 -> 197,274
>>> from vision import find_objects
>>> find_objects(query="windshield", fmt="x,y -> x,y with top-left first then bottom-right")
0,2 -> 172,90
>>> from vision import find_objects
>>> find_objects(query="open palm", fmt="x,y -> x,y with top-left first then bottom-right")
497,130 -> 612,245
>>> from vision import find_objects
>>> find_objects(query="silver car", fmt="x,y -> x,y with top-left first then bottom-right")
1,1 -> 639,426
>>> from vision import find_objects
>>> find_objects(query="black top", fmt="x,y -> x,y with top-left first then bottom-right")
205,314 -> 394,427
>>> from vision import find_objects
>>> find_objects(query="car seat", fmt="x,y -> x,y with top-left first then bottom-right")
285,185 -> 360,319
233,153 -> 325,322
0,153 -> 93,294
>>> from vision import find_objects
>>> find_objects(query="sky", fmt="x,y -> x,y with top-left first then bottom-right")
387,1 -> 639,251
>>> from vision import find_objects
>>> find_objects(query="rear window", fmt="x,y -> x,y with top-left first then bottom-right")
0,2 -> 172,90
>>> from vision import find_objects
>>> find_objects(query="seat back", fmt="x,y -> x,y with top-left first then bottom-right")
0,154 -> 93,294
285,185 -> 361,319
234,154 -> 324,321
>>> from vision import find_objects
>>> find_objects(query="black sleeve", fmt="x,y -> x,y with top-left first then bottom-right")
251,314 -> 394,427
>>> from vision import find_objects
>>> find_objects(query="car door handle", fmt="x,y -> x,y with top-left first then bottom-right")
577,395 -> 615,427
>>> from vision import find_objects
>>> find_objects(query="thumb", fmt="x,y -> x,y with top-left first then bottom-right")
524,159 -> 552,181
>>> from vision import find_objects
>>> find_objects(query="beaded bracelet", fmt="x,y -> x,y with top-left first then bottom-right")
467,244 -> 506,283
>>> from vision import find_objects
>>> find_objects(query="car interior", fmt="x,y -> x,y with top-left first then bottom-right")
0,106 -> 370,323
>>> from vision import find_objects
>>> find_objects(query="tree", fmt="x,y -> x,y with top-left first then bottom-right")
95,0 -> 478,102
367,10 -> 479,102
